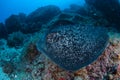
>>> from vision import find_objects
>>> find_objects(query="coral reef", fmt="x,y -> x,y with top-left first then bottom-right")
2,61 -> 14,74
8,33 -> 120,80
0,30 -> 120,80
4,5 -> 61,34
0,23 -> 8,39
7,31 -> 29,48
85,0 -> 120,30
5,13 -> 26,34
23,43 -> 40,63
0,4 -> 120,80
26,5 -> 61,24
0,39 -> 7,50
0,67 -> 10,80
25,5 -> 61,33
0,48 -> 21,62
47,12 -> 92,27
46,11 -> 109,30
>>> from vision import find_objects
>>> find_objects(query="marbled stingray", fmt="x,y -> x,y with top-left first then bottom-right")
36,25 -> 109,71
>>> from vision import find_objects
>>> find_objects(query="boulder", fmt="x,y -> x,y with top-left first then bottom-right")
85,0 -> 120,30
0,23 -> 8,39
5,13 -> 26,34
26,5 -> 61,24
23,5 -> 61,33
64,4 -> 89,16
7,31 -> 27,47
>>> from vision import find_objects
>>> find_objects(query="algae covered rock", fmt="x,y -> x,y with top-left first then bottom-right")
24,5 -> 61,33
26,5 -> 61,24
64,4 -> 89,16
36,24 -> 109,71
0,23 -> 8,39
46,12 -> 94,28
7,31 -> 27,47
85,0 -> 120,30
0,67 -> 10,80
5,13 -> 26,34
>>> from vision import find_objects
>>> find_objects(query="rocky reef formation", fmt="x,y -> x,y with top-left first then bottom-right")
85,0 -> 120,30
7,31 -> 27,47
25,5 -> 61,33
26,5 -> 61,24
0,32 -> 119,80
5,13 -> 26,34
0,3 -> 120,79
3,5 -> 61,35
0,23 -> 8,39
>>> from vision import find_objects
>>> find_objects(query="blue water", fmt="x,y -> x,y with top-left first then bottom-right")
0,0 -> 85,23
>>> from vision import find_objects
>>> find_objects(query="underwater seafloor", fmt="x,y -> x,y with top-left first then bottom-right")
1,0 -> 120,80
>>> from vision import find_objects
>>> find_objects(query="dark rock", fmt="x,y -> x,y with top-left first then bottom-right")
26,5 -> 61,24
66,4 -> 109,27
46,12 -> 107,29
46,12 -> 94,28
21,22 -> 42,34
36,24 -> 109,71
2,61 -> 14,74
24,43 -> 39,63
7,31 -> 26,47
85,0 -> 120,30
5,13 -> 26,34
64,4 -> 103,19
4,5 -> 61,34
64,4 -> 89,16
21,5 -> 61,33
107,66 -> 117,74
0,23 -> 8,39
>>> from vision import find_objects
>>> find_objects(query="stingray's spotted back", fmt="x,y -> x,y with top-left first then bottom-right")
36,25 -> 109,71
